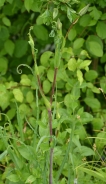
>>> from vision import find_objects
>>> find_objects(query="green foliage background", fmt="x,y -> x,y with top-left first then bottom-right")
0,0 -> 106,183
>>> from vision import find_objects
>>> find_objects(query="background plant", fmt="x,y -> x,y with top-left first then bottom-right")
0,0 -> 106,184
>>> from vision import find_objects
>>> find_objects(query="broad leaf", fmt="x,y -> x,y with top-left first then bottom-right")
95,132 -> 106,149
89,6 -> 102,20
6,174 -> 20,182
0,57 -> 8,74
68,58 -> 77,71
100,77 -> 106,93
85,70 -> 98,81
4,39 -> 15,56
79,167 -> 106,182
79,4 -> 90,16
0,26 -> 9,41
2,16 -> 11,26
25,175 -> 36,183
80,112 -> 93,124
73,38 -> 85,49
14,40 -> 28,58
40,51 -> 53,67
43,80 -> 51,94
33,25 -> 48,41
26,91 -> 34,103
18,145 -> 34,161
74,146 -> 95,156
91,118 -> 104,130
68,28 -> 77,41
96,21 -> 106,39
0,0 -> 5,7
24,0 -> 34,12
13,89 -> 23,103
86,35 -> 103,57
84,97 -> 101,109
79,14 -> 91,27
77,70 -> 83,85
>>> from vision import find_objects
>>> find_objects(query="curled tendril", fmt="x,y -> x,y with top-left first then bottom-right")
36,135 -> 56,152
17,64 -> 34,75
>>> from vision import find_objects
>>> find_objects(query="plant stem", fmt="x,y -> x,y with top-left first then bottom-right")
65,17 -> 79,39
49,148 -> 53,184
50,68 -> 58,104
48,67 -> 58,184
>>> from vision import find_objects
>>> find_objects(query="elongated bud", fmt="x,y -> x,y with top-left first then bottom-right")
79,4 -> 90,16
57,19 -> 62,30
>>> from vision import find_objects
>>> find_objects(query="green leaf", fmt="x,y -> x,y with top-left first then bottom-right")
47,69 -> 54,82
19,104 -> 31,118
7,108 -> 16,120
84,97 -> 101,109
6,174 -> 20,182
73,38 -> 85,49
85,70 -> 98,81
53,8 -> 58,19
68,28 -> 77,41
0,84 -> 10,110
67,7 -> 73,23
71,86 -> 80,100
62,47 -> 74,60
92,118 -> 104,130
33,25 -> 48,41
24,0 -> 34,12
77,60 -> 91,70
72,135 -> 81,148
0,150 -> 7,161
43,80 -> 51,94
26,91 -> 34,103
0,57 -> 8,75
20,74 -> 31,86
80,112 -> 93,124
87,83 -> 100,94
2,16 -> 11,26
75,146 -> 95,156
18,145 -> 34,160
14,40 -> 28,58
68,58 -> 77,71
96,21 -> 106,39
95,132 -> 106,149
57,68 -> 68,81
0,0 -> 5,7
77,70 -> 83,85
101,53 -> 106,63
40,51 -> 53,67
0,26 -> 9,41
25,175 -> 36,183
30,1 -> 41,12
13,89 -> 24,103
101,13 -> 106,20
64,94 -> 79,112
79,167 -> 106,181
100,77 -> 106,93
4,39 -> 15,56
6,0 -> 13,3
89,6 -> 102,20
79,14 -> 91,27
74,126 -> 86,140
79,4 -> 90,16
36,135 -> 49,151
80,50 -> 90,59
86,35 -> 103,57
